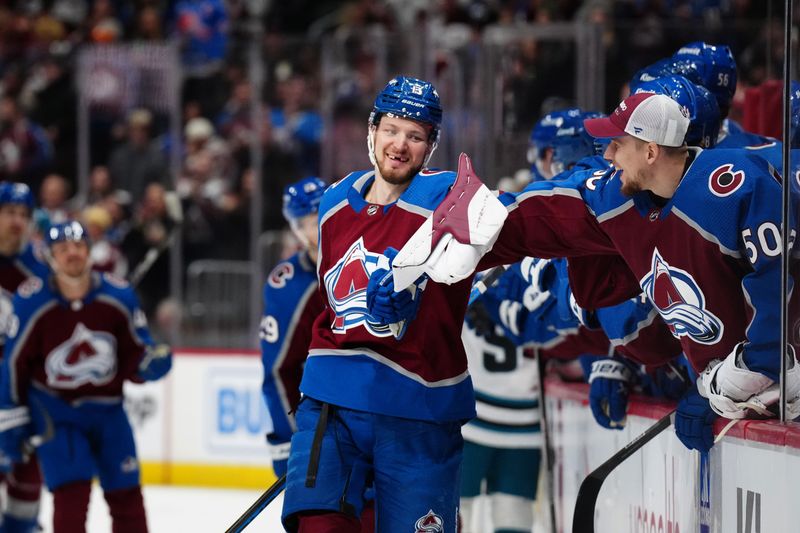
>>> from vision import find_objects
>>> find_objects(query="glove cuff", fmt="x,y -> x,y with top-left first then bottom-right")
589,358 -> 634,384
268,441 -> 291,462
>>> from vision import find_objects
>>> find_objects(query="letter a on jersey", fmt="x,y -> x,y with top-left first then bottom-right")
640,248 -> 723,344
323,238 -> 393,336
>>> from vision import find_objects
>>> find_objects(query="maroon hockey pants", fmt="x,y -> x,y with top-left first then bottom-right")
297,500 -> 375,533
52,481 -> 147,533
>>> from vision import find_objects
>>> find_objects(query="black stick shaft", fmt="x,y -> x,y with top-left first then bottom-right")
225,475 -> 287,533
572,412 -> 673,533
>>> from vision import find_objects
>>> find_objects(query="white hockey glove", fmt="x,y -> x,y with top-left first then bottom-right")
0,406 -> 32,466
518,257 -> 553,312
699,342 -> 795,419
391,153 -> 507,291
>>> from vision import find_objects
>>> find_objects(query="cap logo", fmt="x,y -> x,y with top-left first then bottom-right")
633,126 -> 643,134
619,101 -> 627,111
411,83 -> 424,95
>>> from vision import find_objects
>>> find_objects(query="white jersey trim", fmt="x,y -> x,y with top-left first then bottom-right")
475,401 -> 540,425
671,207 -> 741,258
461,423 -> 542,449
396,199 -> 432,218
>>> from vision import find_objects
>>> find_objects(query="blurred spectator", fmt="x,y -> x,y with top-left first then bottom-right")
270,73 -> 323,176
86,0 -> 123,43
216,79 -> 252,146
101,189 -> 133,245
73,165 -> 115,208
236,112 -> 299,231
134,5 -> 164,41
82,203 -> 127,278
39,173 -> 71,224
122,183 -> 176,314
27,48 -> 77,184
183,116 -> 232,183
0,95 -> 53,188
170,0 -> 229,118
108,108 -> 169,205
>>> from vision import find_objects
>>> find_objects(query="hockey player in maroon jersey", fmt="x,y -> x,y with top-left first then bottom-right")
393,91 -> 798,453
0,220 -> 172,533
280,76 -> 505,533
0,182 -> 47,533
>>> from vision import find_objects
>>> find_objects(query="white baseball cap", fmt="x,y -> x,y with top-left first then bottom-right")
584,92 -> 690,147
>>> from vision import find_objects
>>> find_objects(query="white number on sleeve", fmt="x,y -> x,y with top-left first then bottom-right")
742,222 -> 782,264
259,315 -> 279,343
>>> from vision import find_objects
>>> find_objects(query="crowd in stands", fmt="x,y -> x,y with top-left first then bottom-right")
0,0 -> 786,324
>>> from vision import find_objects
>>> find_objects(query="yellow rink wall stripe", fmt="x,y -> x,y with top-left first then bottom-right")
140,462 -> 278,489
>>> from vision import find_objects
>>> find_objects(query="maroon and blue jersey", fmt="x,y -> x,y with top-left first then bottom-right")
302,169 -> 476,422
0,243 -> 48,348
491,148 -> 786,379
260,251 -> 325,444
0,273 -> 155,406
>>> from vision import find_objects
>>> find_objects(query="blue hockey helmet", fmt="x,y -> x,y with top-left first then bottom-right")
0,182 -> 34,211
790,80 -> 800,148
671,42 -> 737,117
630,75 -> 721,148
528,107 -> 582,164
282,177 -> 327,223
370,76 -> 443,143
550,111 -> 602,174
629,58 -> 681,90
45,220 -> 89,247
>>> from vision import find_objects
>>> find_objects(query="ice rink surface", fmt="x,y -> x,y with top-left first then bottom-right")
36,483 -> 549,532
38,484 -> 284,532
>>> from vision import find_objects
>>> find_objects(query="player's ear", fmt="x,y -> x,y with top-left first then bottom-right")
645,142 -> 659,165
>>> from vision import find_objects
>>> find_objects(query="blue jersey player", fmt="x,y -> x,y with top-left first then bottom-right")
260,177 -> 327,478
405,91 -> 796,453
527,108 -> 582,182
0,221 -> 172,533
0,183 -> 47,533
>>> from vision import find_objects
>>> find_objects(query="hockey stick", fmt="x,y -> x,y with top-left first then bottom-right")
128,191 -> 183,288
571,411 -> 674,533
536,356 -> 558,533
225,474 -> 286,533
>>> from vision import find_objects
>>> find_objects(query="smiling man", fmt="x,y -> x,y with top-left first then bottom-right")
280,76 -> 479,533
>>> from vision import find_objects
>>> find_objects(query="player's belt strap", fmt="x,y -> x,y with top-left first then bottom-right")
305,402 -> 331,488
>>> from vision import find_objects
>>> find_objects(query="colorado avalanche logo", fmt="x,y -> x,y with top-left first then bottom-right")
414,510 -> 444,532
708,164 -> 745,197
640,249 -> 723,345
45,323 -> 118,389
323,238 -> 392,337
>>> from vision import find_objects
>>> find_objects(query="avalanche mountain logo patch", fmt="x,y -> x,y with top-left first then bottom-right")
414,510 -> 443,532
640,249 -> 723,345
323,238 -> 393,337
